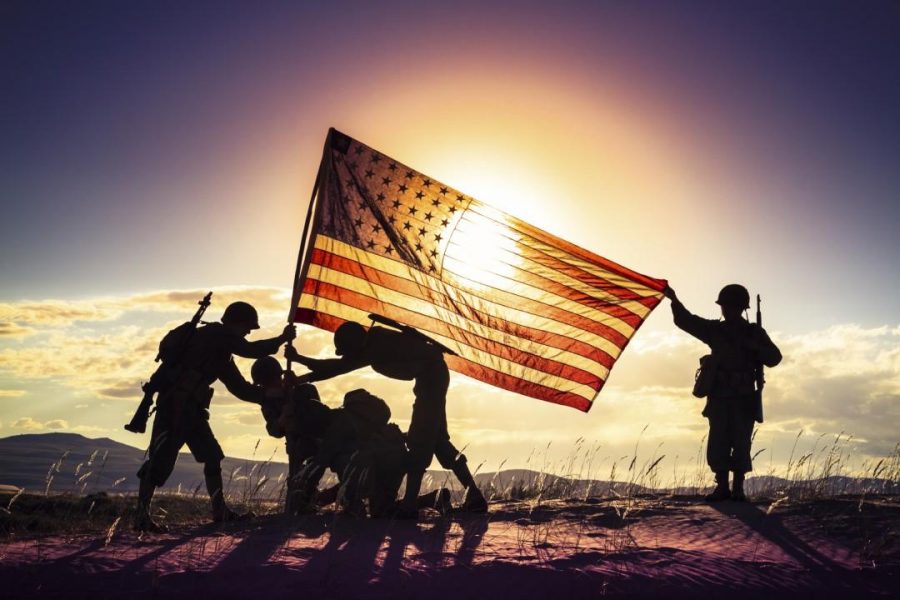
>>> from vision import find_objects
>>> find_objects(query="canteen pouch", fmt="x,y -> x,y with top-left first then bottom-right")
692,354 -> 718,399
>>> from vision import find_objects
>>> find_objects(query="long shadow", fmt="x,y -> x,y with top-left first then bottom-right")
708,501 -> 869,593
454,513 -> 489,567
208,513 -> 328,575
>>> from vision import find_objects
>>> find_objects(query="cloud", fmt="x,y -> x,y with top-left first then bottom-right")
0,389 -> 27,398
0,323 -> 35,337
12,417 -> 69,431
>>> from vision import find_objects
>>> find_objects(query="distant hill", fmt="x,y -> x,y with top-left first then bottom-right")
0,433 -> 896,499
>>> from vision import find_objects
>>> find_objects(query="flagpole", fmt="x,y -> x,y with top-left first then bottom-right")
286,128 -> 333,372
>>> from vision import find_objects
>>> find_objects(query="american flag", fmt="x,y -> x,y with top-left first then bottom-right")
292,129 -> 667,412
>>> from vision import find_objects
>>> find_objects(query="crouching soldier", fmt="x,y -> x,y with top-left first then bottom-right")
133,302 -> 295,532
664,285 -> 782,502
250,356 -> 333,514
287,321 -> 486,519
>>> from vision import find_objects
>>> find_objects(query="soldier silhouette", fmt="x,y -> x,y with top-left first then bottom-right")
133,302 -> 295,532
664,284 -> 782,502
250,356 -> 332,514
286,320 -> 487,519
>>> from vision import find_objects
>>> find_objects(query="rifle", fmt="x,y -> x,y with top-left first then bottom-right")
367,313 -> 458,356
754,294 -> 765,423
124,292 -> 213,433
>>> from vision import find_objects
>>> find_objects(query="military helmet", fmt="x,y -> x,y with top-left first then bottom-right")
294,383 -> 321,403
334,322 -> 366,356
716,284 -> 750,309
343,388 -> 391,425
222,301 -> 260,329
251,356 -> 282,385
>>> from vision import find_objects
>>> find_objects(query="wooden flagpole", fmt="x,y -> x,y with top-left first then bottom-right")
286,128 -> 333,372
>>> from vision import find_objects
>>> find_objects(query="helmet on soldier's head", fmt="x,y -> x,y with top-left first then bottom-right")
251,356 -> 282,385
716,284 -> 750,310
295,383 -> 321,403
334,322 -> 366,356
222,301 -> 260,329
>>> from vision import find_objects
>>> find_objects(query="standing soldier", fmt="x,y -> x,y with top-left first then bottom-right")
133,301 -> 295,532
664,285 -> 782,502
286,321 -> 487,519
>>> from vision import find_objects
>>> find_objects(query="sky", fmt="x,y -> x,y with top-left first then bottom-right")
1,1 -> 898,484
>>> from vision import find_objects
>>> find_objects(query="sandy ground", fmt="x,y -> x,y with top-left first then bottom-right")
1,497 -> 897,599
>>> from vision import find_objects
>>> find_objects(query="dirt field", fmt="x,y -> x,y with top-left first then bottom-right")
1,496 -> 898,599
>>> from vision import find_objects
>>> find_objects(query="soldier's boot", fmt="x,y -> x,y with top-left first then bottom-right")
416,487 -> 453,515
731,472 -> 747,502
396,471 -> 425,520
133,476 -> 169,533
705,471 -> 731,502
450,457 -> 487,513
206,468 -> 254,523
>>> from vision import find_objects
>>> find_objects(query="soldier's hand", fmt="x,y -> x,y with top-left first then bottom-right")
281,324 -> 297,342
284,344 -> 300,362
663,285 -> 678,301
294,372 -> 313,384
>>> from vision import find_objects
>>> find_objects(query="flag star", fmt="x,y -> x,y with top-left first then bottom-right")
430,248 -> 438,258
348,162 -> 357,170
392,199 -> 402,209
441,218 -> 450,227
439,186 -> 448,195
456,194 -> 464,202
429,265 -> 436,272
398,184 -> 408,193
358,199 -> 367,209
434,233 -> 443,242
403,221 -> 412,231
388,162 -> 397,171
422,179 -> 432,188
388,215 -> 396,225
405,170 -> 414,179
448,205 -> 457,213
431,198 -> 440,207
382,176 -> 392,186
384,245 -> 394,255
366,239 -> 376,249
355,146 -> 365,155
415,241 -> 423,251
354,217 -> 364,228
377,193 -> 386,201
418,226 -> 427,236
408,205 -> 419,216
345,178 -> 354,186
364,169 -> 374,178
415,191 -> 425,200
371,153 -> 382,163
424,211 -> 433,221
372,223 -> 382,234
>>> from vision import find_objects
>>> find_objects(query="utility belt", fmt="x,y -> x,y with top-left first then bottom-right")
693,356 -> 755,398
157,368 -> 214,420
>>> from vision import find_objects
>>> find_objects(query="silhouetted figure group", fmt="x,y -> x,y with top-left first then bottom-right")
133,281 -> 781,532
133,302 -> 485,532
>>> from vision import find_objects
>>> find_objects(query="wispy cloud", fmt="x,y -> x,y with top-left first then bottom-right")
0,389 -> 27,398
12,417 -> 69,431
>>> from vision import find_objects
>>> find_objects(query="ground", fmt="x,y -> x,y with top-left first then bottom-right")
1,496 -> 898,599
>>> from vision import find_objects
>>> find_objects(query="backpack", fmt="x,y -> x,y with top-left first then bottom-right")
156,322 -> 197,364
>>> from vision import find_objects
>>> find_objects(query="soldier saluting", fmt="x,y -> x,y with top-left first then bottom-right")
286,319 -> 487,519
133,301 -> 295,532
664,284 -> 782,502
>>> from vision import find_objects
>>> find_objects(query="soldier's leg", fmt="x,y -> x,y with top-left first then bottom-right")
185,419 -> 247,521
400,366 -> 448,515
134,415 -> 182,531
730,396 -> 756,501
435,434 -> 487,512
703,397 -> 731,501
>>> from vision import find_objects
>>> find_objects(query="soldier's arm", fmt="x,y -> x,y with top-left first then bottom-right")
218,359 -> 265,404
285,346 -> 368,382
749,325 -> 783,367
231,325 -> 296,359
670,298 -> 716,344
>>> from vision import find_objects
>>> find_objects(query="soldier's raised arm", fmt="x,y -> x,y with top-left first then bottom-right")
231,324 -> 295,359
665,286 -> 717,344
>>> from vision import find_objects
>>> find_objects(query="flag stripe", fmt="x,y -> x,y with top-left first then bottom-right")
308,248 -> 617,369
301,275 -> 607,388
315,236 -> 631,354
311,238 -> 625,361
469,202 -> 667,293
455,209 -> 659,310
299,310 -> 593,411
298,293 -> 600,401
